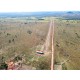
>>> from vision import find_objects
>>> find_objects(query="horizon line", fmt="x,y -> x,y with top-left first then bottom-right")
0,11 -> 80,13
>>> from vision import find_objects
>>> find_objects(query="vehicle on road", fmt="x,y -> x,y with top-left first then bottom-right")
36,50 -> 44,54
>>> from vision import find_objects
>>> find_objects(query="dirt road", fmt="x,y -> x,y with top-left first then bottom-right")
41,20 -> 54,70
41,20 -> 53,53
44,21 -> 53,52
51,21 -> 54,70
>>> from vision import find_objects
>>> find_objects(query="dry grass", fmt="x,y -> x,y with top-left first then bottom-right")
0,18 -> 50,69
54,19 -> 80,70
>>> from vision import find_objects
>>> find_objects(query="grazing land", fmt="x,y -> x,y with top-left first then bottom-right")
0,18 -> 51,70
54,19 -> 80,70
0,11 -> 80,70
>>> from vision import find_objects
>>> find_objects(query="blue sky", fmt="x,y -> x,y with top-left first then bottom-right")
0,0 -> 80,12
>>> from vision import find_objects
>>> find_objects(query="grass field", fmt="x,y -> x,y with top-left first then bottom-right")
0,16 -> 80,70
54,19 -> 80,70
0,18 -> 51,70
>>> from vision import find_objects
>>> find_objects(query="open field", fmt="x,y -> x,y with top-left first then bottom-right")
54,19 -> 80,70
0,11 -> 80,70
0,18 -> 51,70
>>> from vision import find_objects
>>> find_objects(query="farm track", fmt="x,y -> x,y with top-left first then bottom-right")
51,21 -> 54,70
41,20 -> 54,70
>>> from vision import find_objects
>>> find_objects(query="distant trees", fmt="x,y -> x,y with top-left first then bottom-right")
24,22 -> 27,24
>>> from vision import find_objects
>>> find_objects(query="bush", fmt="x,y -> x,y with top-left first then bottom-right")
9,40 -> 11,43
0,56 -> 8,70
62,63 -> 67,70
27,30 -> 32,34
7,33 -> 11,36
0,62 -> 8,70
14,56 -> 22,62
37,57 -> 50,70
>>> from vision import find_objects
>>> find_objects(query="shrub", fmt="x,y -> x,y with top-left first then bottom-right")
27,30 -> 32,34
0,62 -> 8,70
9,40 -> 11,43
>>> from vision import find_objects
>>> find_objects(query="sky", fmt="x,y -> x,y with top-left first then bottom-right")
0,0 -> 80,12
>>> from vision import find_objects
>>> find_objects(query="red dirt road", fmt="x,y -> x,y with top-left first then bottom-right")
41,21 -> 52,52
41,20 -> 54,70
51,21 -> 54,70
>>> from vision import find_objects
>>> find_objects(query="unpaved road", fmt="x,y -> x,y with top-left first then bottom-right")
16,20 -> 55,70
41,20 -> 53,53
51,21 -> 54,70
17,21 -> 54,70
41,20 -> 54,70
44,21 -> 53,52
